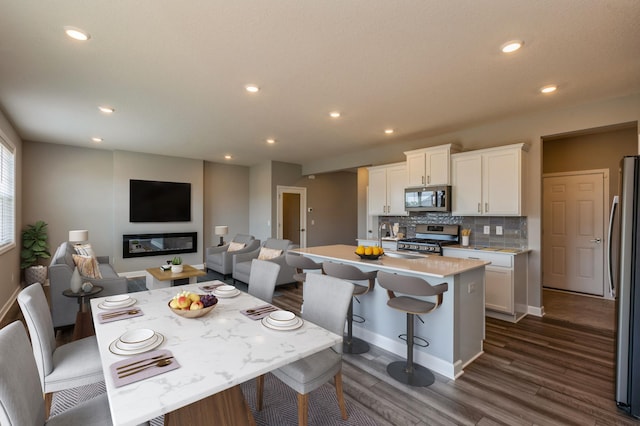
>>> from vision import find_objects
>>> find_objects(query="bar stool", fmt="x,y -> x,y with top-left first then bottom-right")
285,253 -> 323,287
323,262 -> 377,354
377,270 -> 448,387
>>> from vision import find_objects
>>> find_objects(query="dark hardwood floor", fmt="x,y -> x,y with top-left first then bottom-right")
3,281 -> 638,425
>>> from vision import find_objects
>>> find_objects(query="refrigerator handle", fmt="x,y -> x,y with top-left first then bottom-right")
607,195 -> 619,298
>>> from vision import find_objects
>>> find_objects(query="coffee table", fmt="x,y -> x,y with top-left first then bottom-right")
145,264 -> 206,290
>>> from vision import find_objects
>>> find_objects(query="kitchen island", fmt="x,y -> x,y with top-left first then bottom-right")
292,244 -> 489,379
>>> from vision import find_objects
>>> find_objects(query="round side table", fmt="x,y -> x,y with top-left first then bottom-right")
63,285 -> 103,340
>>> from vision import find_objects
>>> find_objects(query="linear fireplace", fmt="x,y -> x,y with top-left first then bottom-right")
123,232 -> 197,259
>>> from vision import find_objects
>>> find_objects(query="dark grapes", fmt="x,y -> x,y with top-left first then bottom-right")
200,294 -> 218,307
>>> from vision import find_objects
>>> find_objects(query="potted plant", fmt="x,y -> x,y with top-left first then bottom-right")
171,256 -> 183,273
20,220 -> 51,285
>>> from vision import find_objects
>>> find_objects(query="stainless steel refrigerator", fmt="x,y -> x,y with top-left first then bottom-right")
610,156 -> 640,418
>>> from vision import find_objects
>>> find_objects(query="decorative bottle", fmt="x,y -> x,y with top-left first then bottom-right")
70,267 -> 82,293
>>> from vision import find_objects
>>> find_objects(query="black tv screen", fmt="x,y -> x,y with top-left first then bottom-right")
129,180 -> 191,222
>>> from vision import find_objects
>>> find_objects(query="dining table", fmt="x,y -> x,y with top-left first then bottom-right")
90,281 -> 342,426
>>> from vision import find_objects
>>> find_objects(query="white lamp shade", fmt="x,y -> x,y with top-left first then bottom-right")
214,226 -> 229,236
69,229 -> 89,243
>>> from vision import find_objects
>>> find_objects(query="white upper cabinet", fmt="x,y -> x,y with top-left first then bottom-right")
404,144 -> 460,187
451,143 -> 528,216
368,162 -> 408,216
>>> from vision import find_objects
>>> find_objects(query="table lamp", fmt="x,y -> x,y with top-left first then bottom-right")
214,226 -> 228,246
69,229 -> 89,244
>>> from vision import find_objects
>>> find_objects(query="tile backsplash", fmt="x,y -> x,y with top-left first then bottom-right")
376,213 -> 528,249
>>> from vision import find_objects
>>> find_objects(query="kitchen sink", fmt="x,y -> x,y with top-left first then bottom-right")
384,252 -> 425,260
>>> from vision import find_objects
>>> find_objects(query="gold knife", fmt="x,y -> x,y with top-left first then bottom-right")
116,354 -> 165,371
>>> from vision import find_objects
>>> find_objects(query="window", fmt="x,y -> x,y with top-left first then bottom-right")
0,134 -> 15,254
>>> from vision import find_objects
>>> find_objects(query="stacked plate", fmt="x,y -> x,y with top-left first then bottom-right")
261,310 -> 304,331
98,294 -> 137,310
213,285 -> 240,298
109,328 -> 165,355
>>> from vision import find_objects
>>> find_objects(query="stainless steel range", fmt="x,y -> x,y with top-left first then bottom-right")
397,224 -> 459,255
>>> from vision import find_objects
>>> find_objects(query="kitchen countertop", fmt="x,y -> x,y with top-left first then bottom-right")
444,245 -> 531,254
292,244 -> 489,278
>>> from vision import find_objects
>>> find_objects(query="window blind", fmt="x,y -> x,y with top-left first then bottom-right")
0,135 -> 15,251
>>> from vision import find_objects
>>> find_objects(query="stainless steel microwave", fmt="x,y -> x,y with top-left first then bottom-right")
404,185 -> 451,212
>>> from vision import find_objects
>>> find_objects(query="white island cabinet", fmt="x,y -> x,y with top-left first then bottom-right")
293,245 -> 489,379
443,246 -> 529,323
368,162 -> 408,216
451,143 -> 528,216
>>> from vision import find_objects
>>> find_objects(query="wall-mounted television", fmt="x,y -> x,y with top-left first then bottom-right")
129,179 -> 191,222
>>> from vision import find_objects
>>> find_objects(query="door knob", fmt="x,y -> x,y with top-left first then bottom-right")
590,238 -> 602,243
300,229 -> 305,232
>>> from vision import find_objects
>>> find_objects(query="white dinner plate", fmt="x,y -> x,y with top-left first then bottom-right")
261,316 -> 304,331
110,332 -> 164,355
105,295 -> 131,304
213,288 -> 240,298
98,298 -> 137,310
118,328 -> 156,350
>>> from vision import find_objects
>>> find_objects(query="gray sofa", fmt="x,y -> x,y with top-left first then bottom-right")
49,242 -> 128,329
205,234 -> 261,279
232,238 -> 297,287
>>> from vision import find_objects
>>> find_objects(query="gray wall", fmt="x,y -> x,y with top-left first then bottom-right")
249,161 -> 272,241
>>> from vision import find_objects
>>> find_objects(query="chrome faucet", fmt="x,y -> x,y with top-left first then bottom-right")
378,221 -> 392,247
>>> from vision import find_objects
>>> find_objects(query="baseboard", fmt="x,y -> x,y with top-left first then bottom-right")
0,285 -> 21,325
528,305 -> 544,317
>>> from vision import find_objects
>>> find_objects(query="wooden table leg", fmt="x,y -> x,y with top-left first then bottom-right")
72,311 -> 95,340
163,385 -> 254,426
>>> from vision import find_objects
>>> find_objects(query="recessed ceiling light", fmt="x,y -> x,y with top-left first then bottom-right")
91,137 -> 103,143
329,111 -> 341,118
501,40 -> 523,53
384,129 -> 394,134
245,84 -> 260,93
98,106 -> 115,114
224,155 -> 232,160
266,138 -> 276,144
540,85 -> 557,94
64,26 -> 91,41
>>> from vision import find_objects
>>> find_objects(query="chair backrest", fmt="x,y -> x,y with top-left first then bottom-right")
303,274 -> 354,354
377,271 -> 448,297
232,234 -> 255,245
17,283 -> 57,389
263,238 -> 292,252
285,253 -> 322,271
323,261 -> 377,293
0,321 -> 46,426
248,259 -> 281,303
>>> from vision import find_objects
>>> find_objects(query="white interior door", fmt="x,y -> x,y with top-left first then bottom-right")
543,171 -> 608,296
277,186 -> 307,248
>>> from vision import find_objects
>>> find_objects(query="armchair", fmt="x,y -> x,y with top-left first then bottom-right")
205,234 -> 260,278
232,238 -> 297,287
48,242 -> 128,329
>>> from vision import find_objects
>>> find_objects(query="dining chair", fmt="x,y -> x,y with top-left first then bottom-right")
17,283 -> 104,417
257,273 -> 354,426
247,258 -> 281,303
0,321 -> 112,425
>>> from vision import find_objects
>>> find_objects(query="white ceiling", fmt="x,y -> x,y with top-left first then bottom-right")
0,1 -> 639,167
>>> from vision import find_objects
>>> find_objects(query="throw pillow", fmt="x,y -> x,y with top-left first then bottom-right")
227,242 -> 246,252
257,247 -> 282,260
73,243 -> 96,258
72,254 -> 103,279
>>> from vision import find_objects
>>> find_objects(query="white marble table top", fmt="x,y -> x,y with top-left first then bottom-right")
90,282 -> 342,426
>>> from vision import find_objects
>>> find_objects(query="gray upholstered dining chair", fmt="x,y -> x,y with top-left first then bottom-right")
322,261 -> 377,354
248,259 -> 281,303
0,321 -> 112,426
256,273 -> 354,426
17,283 -> 104,416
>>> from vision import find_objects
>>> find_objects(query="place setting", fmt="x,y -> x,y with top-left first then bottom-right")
97,295 -> 143,323
109,348 -> 180,388
240,304 -> 279,320
198,280 -> 226,293
108,327 -> 165,356
260,310 -> 304,331
212,284 -> 241,298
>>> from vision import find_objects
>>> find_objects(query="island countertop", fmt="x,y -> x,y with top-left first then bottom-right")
292,244 -> 489,278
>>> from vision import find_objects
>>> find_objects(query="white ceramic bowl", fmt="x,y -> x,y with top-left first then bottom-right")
268,310 -> 296,326
104,295 -> 132,307
216,285 -> 236,293
119,328 -> 156,350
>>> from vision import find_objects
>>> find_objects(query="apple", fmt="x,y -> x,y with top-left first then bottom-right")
169,299 -> 180,309
177,295 -> 191,309
190,301 -> 204,310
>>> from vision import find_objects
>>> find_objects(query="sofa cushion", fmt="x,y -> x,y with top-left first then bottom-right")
258,247 -> 282,260
73,243 -> 96,258
228,242 -> 246,252
72,254 -> 103,279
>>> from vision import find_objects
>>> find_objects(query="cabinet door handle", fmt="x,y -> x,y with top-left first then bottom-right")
427,175 -> 431,185
477,203 -> 481,213
485,202 -> 489,213
590,238 -> 602,243
422,176 -> 425,185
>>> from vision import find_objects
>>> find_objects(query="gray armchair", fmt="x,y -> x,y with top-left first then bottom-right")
232,238 -> 297,287
48,242 -> 128,329
205,234 -> 260,278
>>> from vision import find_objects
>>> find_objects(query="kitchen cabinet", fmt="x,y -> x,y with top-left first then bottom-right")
443,247 -> 528,322
404,144 -> 460,187
368,162 -> 408,216
451,143 -> 528,216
